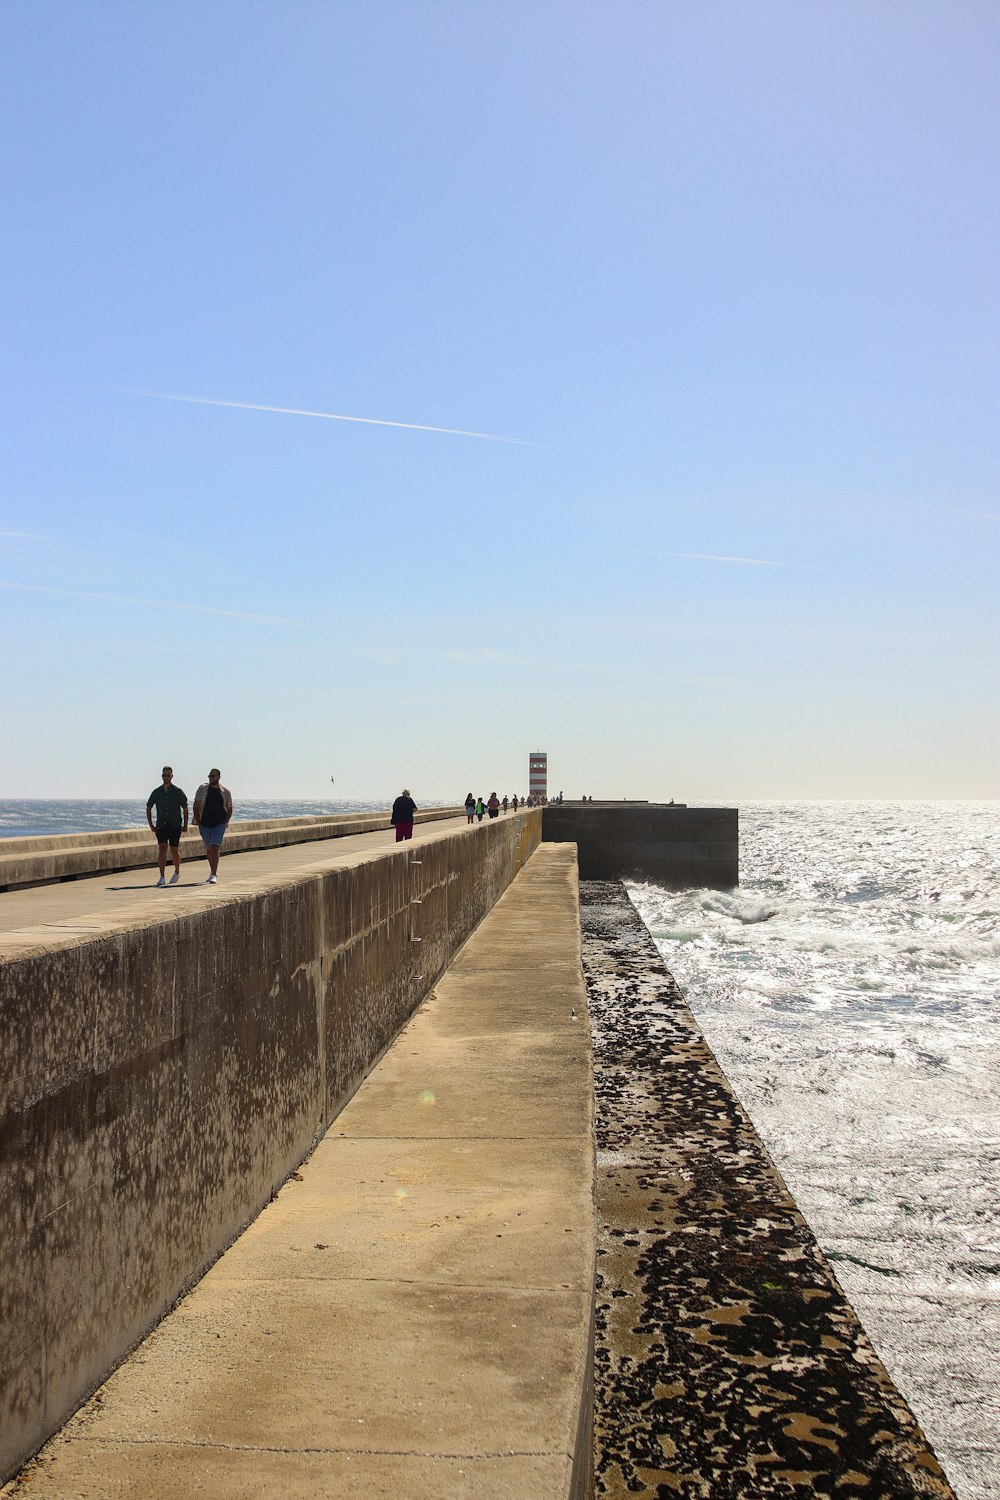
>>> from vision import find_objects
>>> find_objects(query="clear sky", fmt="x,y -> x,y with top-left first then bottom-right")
3,2 -> 998,801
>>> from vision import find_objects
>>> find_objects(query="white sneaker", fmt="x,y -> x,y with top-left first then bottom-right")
207,874 -> 218,884
168,871 -> 180,885
156,876 -> 166,887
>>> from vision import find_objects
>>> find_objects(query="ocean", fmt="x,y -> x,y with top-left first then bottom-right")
3,797 -> 996,1495
629,801 -> 999,1500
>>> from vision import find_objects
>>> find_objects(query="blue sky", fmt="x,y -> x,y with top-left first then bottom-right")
3,2 -> 997,800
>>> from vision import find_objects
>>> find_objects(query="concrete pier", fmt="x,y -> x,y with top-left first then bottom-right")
0,807 -> 462,891
1,808 -> 955,1497
0,811 -> 542,1481
3,845 -> 594,1500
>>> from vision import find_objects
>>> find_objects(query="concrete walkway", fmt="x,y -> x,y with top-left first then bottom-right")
0,813 -> 474,941
4,844 -> 595,1500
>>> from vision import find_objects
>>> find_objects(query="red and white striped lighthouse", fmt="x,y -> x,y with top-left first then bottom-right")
528,751 -> 547,802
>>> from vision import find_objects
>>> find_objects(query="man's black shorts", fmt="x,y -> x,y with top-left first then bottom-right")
155,825 -> 183,848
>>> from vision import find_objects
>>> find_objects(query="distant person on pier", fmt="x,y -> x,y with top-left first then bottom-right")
487,792 -> 500,819
502,794 -> 509,813
475,796 -> 485,822
465,792 -> 476,824
146,766 -> 188,886
511,795 -> 519,812
391,788 -> 417,842
193,769 -> 233,884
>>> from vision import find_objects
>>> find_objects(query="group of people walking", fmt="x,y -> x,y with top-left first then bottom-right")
146,766 -> 233,886
145,771 -> 541,887
464,792 -> 522,823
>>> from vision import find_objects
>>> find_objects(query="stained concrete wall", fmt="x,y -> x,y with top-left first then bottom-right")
0,812 -> 541,1481
543,802 -> 738,888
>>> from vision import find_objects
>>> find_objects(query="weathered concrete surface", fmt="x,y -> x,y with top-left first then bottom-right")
543,804 -> 738,889
581,880 -> 954,1499
0,813 -> 471,936
0,812 -> 541,1481
2,844 -> 595,1500
0,807 -> 461,890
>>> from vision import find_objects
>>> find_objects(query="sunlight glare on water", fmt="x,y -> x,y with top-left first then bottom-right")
628,801 -> 1000,1500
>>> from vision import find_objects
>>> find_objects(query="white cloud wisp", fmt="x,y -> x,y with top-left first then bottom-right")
1,580 -> 298,623
641,549 -> 801,567
122,389 -> 548,447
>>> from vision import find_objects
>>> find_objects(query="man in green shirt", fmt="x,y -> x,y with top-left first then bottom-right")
146,766 -> 189,886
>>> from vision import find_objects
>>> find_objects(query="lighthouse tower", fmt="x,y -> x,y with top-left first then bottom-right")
528,751 -> 547,803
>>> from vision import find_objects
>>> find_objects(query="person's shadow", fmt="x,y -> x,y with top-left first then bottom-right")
105,880 -> 197,890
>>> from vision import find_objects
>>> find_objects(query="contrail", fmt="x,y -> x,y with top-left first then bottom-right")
0,530 -> 55,540
121,389 -> 548,447
0,580 -> 299,623
643,549 -> 799,568
906,501 -> 1000,523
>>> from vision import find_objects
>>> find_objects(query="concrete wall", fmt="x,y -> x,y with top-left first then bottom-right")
543,802 -> 738,888
0,812 -> 542,1481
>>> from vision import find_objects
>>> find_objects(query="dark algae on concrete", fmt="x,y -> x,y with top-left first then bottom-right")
582,880 -> 954,1500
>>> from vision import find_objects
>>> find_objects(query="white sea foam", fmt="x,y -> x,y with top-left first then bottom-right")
628,800 -> 1000,1500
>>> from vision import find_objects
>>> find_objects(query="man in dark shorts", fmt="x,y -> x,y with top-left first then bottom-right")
146,766 -> 188,886
192,768 -> 233,884
391,788 -> 417,842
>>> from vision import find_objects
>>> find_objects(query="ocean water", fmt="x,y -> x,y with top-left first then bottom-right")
628,801 -> 1000,1500
0,798 -> 445,841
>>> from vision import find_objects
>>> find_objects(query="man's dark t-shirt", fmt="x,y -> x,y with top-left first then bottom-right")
200,785 -> 227,828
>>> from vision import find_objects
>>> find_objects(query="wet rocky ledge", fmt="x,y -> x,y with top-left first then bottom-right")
582,879 -> 955,1500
